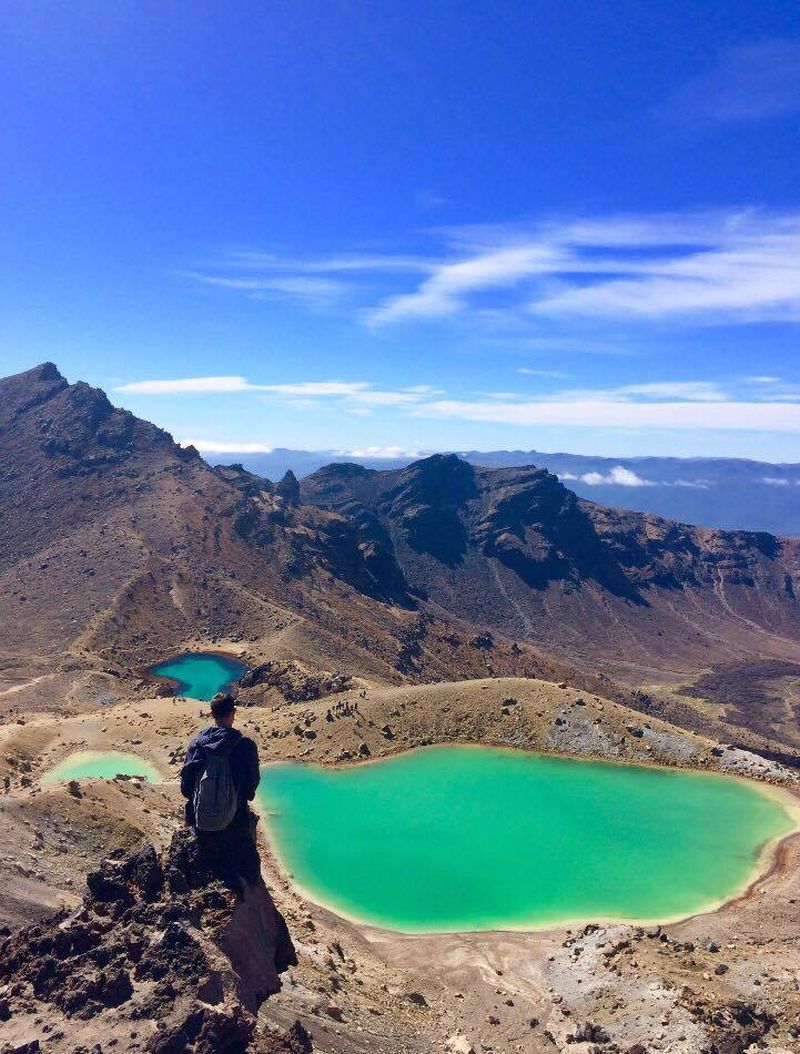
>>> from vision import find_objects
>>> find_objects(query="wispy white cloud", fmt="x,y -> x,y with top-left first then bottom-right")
178,438 -> 274,454
116,376 -> 439,412
560,468 -> 712,488
336,445 -> 424,459
412,398 -> 800,432
117,373 -> 800,434
543,381 -> 728,403
451,212 -> 800,325
198,209 -> 800,331
364,243 -> 565,325
475,391 -> 526,401
116,376 -> 254,395
185,272 -> 347,309
517,367 -> 570,378
560,466 -> 655,487
221,250 -> 433,275
744,378 -> 800,402
259,381 -> 373,397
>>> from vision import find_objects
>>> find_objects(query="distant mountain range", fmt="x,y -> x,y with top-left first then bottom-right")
3,363 -> 799,756
0,363 -> 604,698
298,455 -> 800,750
211,448 -> 800,536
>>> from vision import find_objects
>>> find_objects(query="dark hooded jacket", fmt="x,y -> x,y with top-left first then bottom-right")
180,726 -> 260,828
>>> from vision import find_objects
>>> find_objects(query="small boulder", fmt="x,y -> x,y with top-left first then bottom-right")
446,1036 -> 475,1054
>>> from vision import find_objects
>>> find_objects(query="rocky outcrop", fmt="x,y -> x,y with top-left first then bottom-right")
301,453 -> 800,750
303,455 -> 800,604
0,363 -> 471,685
0,832 -> 307,1054
215,463 -> 276,499
542,922 -> 791,1054
275,471 -> 301,506
239,661 -> 352,703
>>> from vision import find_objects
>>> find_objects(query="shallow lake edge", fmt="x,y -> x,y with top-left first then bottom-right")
256,742 -> 800,937
41,749 -> 164,785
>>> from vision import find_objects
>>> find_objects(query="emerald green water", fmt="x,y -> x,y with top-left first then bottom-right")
258,746 -> 796,932
148,652 -> 247,701
43,752 -> 161,783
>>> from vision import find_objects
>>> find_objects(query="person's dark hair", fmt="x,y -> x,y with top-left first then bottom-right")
210,693 -> 236,718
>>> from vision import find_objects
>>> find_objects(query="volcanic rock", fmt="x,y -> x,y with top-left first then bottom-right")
0,830 -> 302,1053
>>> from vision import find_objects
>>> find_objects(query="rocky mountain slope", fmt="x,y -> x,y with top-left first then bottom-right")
0,829 -> 308,1053
2,675 -> 798,1054
213,447 -> 800,536
3,363 -> 799,754
0,365 -> 606,705
301,456 -> 800,749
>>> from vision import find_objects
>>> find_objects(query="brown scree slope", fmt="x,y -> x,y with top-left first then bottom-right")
0,364 -> 622,705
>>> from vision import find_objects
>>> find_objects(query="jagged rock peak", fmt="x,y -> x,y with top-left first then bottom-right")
215,462 -> 275,496
26,360 -> 64,383
0,361 -> 196,463
0,831 -> 305,1053
395,453 -> 477,505
276,469 -> 301,504
408,452 -> 470,473
0,361 -> 70,419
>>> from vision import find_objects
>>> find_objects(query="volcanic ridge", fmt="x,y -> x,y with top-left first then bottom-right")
1,363 -> 800,1054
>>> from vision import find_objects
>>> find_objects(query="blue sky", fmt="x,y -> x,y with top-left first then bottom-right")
1,0 -> 799,459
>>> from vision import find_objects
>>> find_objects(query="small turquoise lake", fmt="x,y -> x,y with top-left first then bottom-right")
148,652 -> 247,701
258,745 -> 797,932
43,752 -> 161,784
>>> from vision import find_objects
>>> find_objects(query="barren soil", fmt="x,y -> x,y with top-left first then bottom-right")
2,676 -> 799,1054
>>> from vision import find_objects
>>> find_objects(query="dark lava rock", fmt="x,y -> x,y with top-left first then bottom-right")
568,1022 -> 610,1044
469,631 -> 494,650
149,1004 -> 254,1054
0,830 -> 300,1052
125,844 -> 165,901
276,470 -> 301,505
405,991 -> 428,1007
679,997 -> 774,1054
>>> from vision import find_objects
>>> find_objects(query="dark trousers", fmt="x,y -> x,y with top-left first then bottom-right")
195,809 -> 262,890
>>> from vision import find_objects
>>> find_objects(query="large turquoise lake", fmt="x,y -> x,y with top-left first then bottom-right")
258,745 -> 796,932
148,652 -> 246,701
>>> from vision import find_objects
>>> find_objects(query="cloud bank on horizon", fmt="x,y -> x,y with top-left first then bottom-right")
145,205 -> 800,457
115,370 -> 800,438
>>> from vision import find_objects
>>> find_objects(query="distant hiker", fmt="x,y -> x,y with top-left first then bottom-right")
180,692 -> 262,888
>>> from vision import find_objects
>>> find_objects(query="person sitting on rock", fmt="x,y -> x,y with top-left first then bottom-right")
180,692 -> 262,889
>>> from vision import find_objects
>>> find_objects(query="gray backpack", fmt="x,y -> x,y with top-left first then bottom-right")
193,740 -> 239,832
